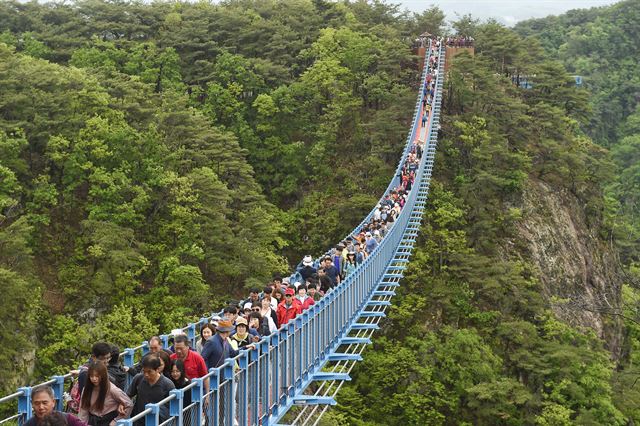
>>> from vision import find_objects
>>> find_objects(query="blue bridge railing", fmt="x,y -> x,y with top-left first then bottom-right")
0,38 -> 445,426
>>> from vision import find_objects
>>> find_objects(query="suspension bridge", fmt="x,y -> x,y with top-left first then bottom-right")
0,39 -> 445,426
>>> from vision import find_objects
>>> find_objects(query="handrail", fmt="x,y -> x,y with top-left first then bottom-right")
0,392 -> 23,405
288,40 -> 446,426
0,38 -> 444,426
0,414 -> 21,425
304,42 -> 435,269
127,408 -> 152,423
117,38 -> 445,426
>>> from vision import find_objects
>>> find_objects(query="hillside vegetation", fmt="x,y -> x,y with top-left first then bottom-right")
330,17 -> 637,424
515,2 -> 640,421
1,0 -> 639,424
516,0 -> 640,267
0,0 -> 445,392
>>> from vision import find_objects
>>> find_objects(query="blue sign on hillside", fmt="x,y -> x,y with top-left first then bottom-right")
512,74 -> 583,89
511,75 -> 534,89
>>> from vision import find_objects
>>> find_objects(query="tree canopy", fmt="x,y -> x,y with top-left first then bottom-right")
0,0 -> 447,395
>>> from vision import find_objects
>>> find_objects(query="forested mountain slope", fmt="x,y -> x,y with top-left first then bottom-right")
1,0 -> 637,424
515,0 -> 640,268
0,0 -> 445,394
514,4 -> 640,421
330,19 -> 639,426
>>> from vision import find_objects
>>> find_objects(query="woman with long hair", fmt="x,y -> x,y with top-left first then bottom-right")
259,296 -> 278,331
342,251 -> 358,277
195,323 -> 214,354
155,349 -> 172,378
78,362 -> 132,426
169,360 -> 192,408
272,289 -> 283,306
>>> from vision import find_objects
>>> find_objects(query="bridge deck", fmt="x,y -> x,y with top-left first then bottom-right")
0,39 -> 446,426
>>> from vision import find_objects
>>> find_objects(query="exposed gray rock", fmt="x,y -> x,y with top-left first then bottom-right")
515,179 -> 623,358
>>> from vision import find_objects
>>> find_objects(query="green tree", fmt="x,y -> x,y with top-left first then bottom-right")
452,13 -> 480,37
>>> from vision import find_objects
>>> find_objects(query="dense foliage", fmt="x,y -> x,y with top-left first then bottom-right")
0,0 -> 448,393
515,4 -> 640,422
1,0 -> 638,424
332,20 -> 635,425
515,0 -> 640,268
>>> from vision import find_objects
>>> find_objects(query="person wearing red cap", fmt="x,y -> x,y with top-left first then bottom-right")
277,287 -> 302,326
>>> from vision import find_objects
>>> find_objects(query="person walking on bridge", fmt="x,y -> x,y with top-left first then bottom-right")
321,256 -> 340,287
296,284 -> 315,310
78,363 -> 132,426
76,343 -> 114,398
195,323 -> 214,354
127,355 -> 175,426
299,255 -> 316,281
170,335 -> 208,383
277,288 -> 302,326
332,244 -> 344,277
126,336 -> 173,379
365,232 -> 378,254
106,346 -> 126,391
343,251 -> 357,277
259,296 -> 278,330
26,386 -> 87,426
201,320 -> 239,369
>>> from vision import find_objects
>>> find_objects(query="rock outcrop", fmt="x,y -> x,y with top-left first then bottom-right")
515,179 -> 624,359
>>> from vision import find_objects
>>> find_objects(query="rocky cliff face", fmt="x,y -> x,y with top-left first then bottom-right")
515,179 -> 624,359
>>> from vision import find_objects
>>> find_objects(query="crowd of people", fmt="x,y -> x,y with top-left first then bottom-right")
412,35 -> 430,48
446,36 -> 474,47
21,39 -> 442,426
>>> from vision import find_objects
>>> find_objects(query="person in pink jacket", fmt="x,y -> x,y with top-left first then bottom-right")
79,362 -> 132,426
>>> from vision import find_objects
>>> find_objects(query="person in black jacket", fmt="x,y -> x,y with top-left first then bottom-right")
169,359 -> 192,408
299,255 -> 316,281
76,343 -> 113,397
106,346 -> 126,391
127,355 -> 175,426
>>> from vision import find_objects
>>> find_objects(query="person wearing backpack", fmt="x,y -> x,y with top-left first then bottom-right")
106,346 -> 126,391
127,354 -> 175,426
78,363 -> 132,426
67,343 -> 114,414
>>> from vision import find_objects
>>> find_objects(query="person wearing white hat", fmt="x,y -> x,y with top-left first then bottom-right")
300,255 -> 317,281
231,317 -> 253,349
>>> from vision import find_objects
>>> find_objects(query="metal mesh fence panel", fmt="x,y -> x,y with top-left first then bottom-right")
234,367 -> 245,425
202,389 -> 215,426
268,345 -> 278,415
182,402 -> 198,426
246,357 -> 259,425
294,328 -> 301,389
219,379 -> 232,426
